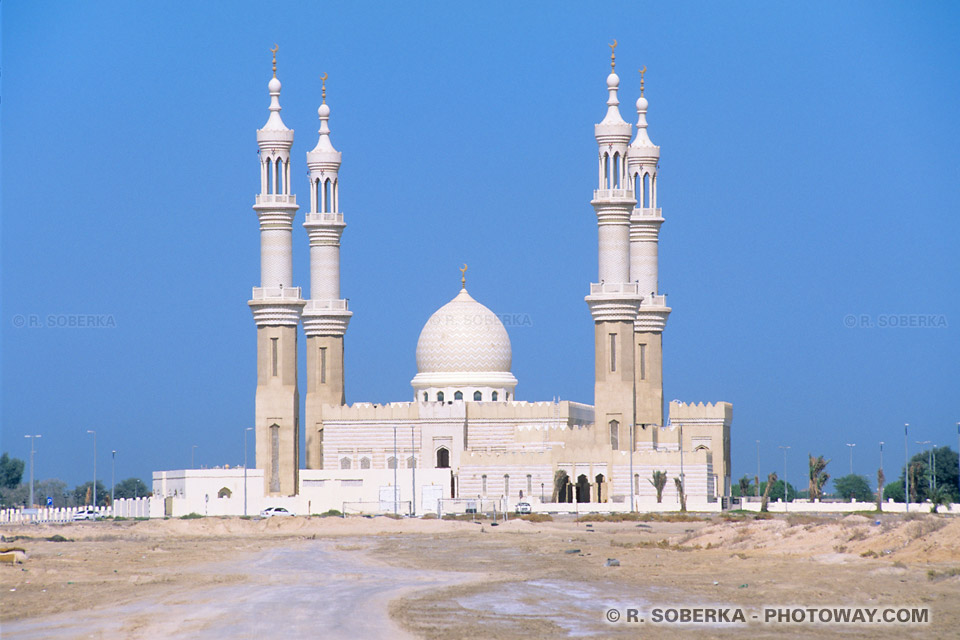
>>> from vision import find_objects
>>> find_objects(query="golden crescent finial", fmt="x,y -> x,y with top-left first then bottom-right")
609,39 -> 617,72
321,72 -> 328,104
270,44 -> 278,77
460,263 -> 468,289
639,65 -> 647,97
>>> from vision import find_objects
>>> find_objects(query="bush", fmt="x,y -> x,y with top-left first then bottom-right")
519,513 -> 553,522
180,512 -> 202,519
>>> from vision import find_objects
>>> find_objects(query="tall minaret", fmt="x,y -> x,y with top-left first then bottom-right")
585,41 -> 642,452
626,68 -> 670,432
302,74 -> 352,470
248,46 -> 305,496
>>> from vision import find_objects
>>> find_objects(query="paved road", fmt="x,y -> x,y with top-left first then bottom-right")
4,540 -> 466,640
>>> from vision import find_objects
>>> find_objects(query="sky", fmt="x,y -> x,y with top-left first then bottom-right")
2,1 -> 958,492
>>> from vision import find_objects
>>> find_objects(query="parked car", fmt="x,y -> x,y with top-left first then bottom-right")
515,502 -> 532,515
72,508 -> 100,521
259,506 -> 294,518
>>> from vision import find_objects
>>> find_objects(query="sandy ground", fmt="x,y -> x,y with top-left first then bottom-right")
1,512 -> 958,639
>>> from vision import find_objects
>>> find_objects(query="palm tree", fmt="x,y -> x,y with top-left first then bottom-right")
738,476 -> 751,498
928,485 -> 952,514
649,470 -> 668,503
760,472 -> 777,513
674,477 -> 687,512
808,454 -> 830,500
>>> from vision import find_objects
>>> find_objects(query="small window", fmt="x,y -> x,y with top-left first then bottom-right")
320,346 -> 327,384
340,457 -> 351,470
504,474 -> 510,497
360,457 -> 371,469
609,333 -> 617,372
422,392 -> 428,402
473,391 -> 482,401
492,391 -> 498,401
481,474 -> 487,496
437,391 -> 444,402
526,474 -> 532,494
387,456 -> 398,469
406,456 -> 415,469
454,390 -> 463,401
639,343 -> 647,380
217,487 -> 232,499
436,447 -> 450,469
609,419 -> 620,450
271,337 -> 279,377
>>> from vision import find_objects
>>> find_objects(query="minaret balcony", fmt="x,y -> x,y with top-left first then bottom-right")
641,294 -> 668,307
304,299 -> 349,313
255,194 -> 297,206
590,282 -> 640,296
304,212 -> 344,224
631,207 -> 663,219
593,188 -> 634,200
251,286 -> 302,301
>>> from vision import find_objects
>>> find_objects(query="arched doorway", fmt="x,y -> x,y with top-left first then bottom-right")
595,473 -> 607,503
436,447 -> 450,469
552,470 -> 572,503
576,474 -> 591,503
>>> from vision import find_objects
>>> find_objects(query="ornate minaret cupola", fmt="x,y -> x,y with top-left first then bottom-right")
585,41 -> 643,453
248,46 -> 305,496
302,73 -> 353,470
626,68 -> 671,432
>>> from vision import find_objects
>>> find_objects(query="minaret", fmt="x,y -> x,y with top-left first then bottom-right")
626,67 -> 670,432
248,46 -> 305,496
302,74 -> 352,470
585,41 -> 642,452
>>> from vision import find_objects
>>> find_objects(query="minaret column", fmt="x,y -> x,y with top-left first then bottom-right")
302,76 -> 352,470
248,49 -> 304,497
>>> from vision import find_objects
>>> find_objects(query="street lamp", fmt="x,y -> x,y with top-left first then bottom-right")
111,450 -> 117,509
778,446 -> 791,503
845,443 -> 856,476
86,430 -> 97,508
904,424 -> 909,511
24,435 -> 41,508
243,427 -> 253,516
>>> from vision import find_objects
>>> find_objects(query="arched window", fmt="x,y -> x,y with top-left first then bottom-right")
634,172 -> 640,201
526,474 -> 532,495
437,391 -> 444,403
613,152 -> 621,188
481,474 -> 488,496
643,173 -> 651,208
492,391 -> 498,401
315,179 -> 321,212
275,158 -> 283,195
422,392 -> 428,402
360,457 -> 371,469
324,179 -> 331,213
387,456 -> 398,469
454,390 -> 463,401
406,456 -> 415,469
506,392 -> 510,401
332,179 -> 338,212
436,447 -> 450,469
603,153 -> 610,188
266,158 -> 274,194
473,391 -> 482,401
609,419 -> 620,450
217,487 -> 232,499
340,457 -> 352,470
504,474 -> 510,497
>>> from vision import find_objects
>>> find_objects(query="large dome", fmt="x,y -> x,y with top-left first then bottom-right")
415,288 -> 511,373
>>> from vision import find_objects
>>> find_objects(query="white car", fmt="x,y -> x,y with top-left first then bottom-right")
72,508 -> 100,521
259,506 -> 294,518
515,502 -> 532,515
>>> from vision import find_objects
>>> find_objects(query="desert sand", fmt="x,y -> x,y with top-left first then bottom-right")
1,512 -> 958,639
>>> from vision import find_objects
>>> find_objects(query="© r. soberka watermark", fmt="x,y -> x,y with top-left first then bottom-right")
843,314 -> 947,329
11,314 -> 118,329
604,605 -> 929,626
428,312 -> 533,328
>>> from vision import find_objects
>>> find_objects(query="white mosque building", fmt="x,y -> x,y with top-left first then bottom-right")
153,46 -> 732,516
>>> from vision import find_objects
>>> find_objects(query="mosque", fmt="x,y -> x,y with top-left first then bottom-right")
155,45 -> 732,516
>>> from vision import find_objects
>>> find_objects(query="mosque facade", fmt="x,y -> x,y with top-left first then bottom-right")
245,46 -> 732,513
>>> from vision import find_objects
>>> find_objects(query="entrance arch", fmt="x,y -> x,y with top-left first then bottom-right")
436,447 -> 450,469
576,474 -> 591,503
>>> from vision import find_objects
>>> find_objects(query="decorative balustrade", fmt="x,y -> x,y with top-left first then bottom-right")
304,299 -> 349,312
251,286 -> 302,300
255,194 -> 297,205
590,282 -> 640,295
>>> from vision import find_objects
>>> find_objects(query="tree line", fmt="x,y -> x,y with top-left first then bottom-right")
0,453 -> 150,508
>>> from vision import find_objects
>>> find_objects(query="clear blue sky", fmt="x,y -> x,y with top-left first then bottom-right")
2,1 -> 958,491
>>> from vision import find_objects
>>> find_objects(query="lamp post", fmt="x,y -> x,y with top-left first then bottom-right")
778,445 -> 790,504
915,441 -> 931,493
111,450 -> 116,509
845,443 -> 856,476
24,435 -> 41,508
243,427 -> 253,516
904,424 -> 909,511
86,430 -> 97,507
878,441 -> 884,493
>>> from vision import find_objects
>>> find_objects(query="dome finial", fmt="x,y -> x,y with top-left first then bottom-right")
460,263 -> 468,289
608,39 -> 617,72
639,65 -> 646,97
271,44 -> 278,78
320,72 -> 328,104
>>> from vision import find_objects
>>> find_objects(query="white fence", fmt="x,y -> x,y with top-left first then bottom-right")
0,497 -> 156,524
